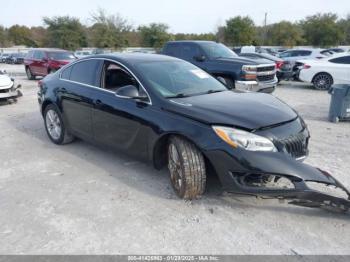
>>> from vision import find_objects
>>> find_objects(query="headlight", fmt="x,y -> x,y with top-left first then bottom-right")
212,126 -> 277,152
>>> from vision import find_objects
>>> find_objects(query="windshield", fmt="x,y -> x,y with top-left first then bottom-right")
136,61 -> 228,98
48,52 -> 76,60
201,42 -> 238,59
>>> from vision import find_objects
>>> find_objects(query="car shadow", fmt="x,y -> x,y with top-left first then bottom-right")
6,110 -> 350,219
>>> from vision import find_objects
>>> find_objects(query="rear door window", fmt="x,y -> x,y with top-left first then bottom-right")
164,43 -> 180,57
61,66 -> 73,80
34,51 -> 45,60
329,56 -> 350,64
180,43 -> 201,60
69,60 -> 102,86
298,50 -> 312,56
279,51 -> 292,58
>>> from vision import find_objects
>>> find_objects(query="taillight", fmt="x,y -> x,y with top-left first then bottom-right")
303,64 -> 311,69
38,80 -> 43,89
275,61 -> 284,70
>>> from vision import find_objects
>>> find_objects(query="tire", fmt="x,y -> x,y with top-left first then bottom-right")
313,73 -> 333,90
44,104 -> 74,145
216,76 -> 235,89
167,136 -> 206,200
26,67 -> 36,80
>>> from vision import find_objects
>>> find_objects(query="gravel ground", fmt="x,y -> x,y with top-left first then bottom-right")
0,64 -> 349,255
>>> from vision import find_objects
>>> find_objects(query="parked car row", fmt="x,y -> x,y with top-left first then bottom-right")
235,45 -> 350,90
0,53 -> 26,64
22,43 -> 350,93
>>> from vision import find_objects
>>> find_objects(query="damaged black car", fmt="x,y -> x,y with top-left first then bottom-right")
37,53 -> 350,212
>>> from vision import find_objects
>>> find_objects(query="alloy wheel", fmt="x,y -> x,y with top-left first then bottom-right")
168,143 -> 183,192
45,109 -> 62,140
314,74 -> 332,90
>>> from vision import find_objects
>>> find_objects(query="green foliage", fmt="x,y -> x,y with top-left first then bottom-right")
43,16 -> 87,50
224,16 -> 256,46
2,11 -> 350,49
338,15 -> 350,45
265,21 -> 304,46
301,13 -> 343,47
138,23 -> 172,48
8,25 -> 36,46
0,26 -> 8,47
174,33 -> 216,41
88,9 -> 131,48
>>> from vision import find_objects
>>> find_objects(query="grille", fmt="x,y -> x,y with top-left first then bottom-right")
257,74 -> 275,82
257,66 -> 275,72
278,132 -> 308,159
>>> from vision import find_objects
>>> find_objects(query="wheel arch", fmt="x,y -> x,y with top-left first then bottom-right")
152,132 -> 218,177
41,99 -> 55,116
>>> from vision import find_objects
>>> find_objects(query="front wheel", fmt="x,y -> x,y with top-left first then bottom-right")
44,104 -> 74,145
26,67 -> 36,80
168,136 -> 206,200
313,73 -> 333,90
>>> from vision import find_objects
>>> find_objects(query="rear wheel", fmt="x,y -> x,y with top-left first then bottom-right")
167,136 -> 206,200
44,104 -> 74,145
26,67 -> 36,80
313,73 -> 333,90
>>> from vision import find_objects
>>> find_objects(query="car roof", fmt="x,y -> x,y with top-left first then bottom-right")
93,53 -> 182,64
166,40 -> 216,44
29,48 -> 70,52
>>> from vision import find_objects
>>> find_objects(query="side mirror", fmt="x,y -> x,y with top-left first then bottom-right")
42,57 -> 48,62
193,55 -> 206,62
115,85 -> 148,101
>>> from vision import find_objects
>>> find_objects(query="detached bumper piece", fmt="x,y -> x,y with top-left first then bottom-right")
228,170 -> 350,213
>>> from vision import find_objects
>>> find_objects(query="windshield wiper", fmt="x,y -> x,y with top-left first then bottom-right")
165,93 -> 190,99
206,89 -> 226,94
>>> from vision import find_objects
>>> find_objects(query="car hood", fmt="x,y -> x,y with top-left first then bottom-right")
214,57 -> 272,65
0,75 -> 13,89
164,91 -> 297,130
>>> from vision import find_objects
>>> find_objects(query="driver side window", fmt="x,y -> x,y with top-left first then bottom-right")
101,61 -> 148,99
102,62 -> 138,92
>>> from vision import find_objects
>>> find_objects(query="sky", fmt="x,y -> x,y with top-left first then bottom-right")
1,0 -> 349,33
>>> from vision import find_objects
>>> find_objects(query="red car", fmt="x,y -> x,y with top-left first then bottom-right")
24,48 -> 77,80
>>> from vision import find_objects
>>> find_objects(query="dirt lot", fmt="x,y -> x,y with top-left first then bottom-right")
0,64 -> 349,255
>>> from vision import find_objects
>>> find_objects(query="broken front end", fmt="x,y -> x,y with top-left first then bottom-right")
0,71 -> 22,100
207,118 -> 350,213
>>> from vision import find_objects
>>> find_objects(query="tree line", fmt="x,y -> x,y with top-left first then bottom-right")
0,10 -> 349,50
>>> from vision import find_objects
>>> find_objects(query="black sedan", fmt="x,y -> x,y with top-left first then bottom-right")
38,53 -> 350,212
239,52 -> 293,82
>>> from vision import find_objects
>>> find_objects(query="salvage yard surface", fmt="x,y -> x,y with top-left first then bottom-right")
0,64 -> 349,254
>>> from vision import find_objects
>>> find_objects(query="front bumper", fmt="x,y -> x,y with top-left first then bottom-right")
0,84 -> 21,99
235,78 -> 278,93
205,149 -> 350,212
